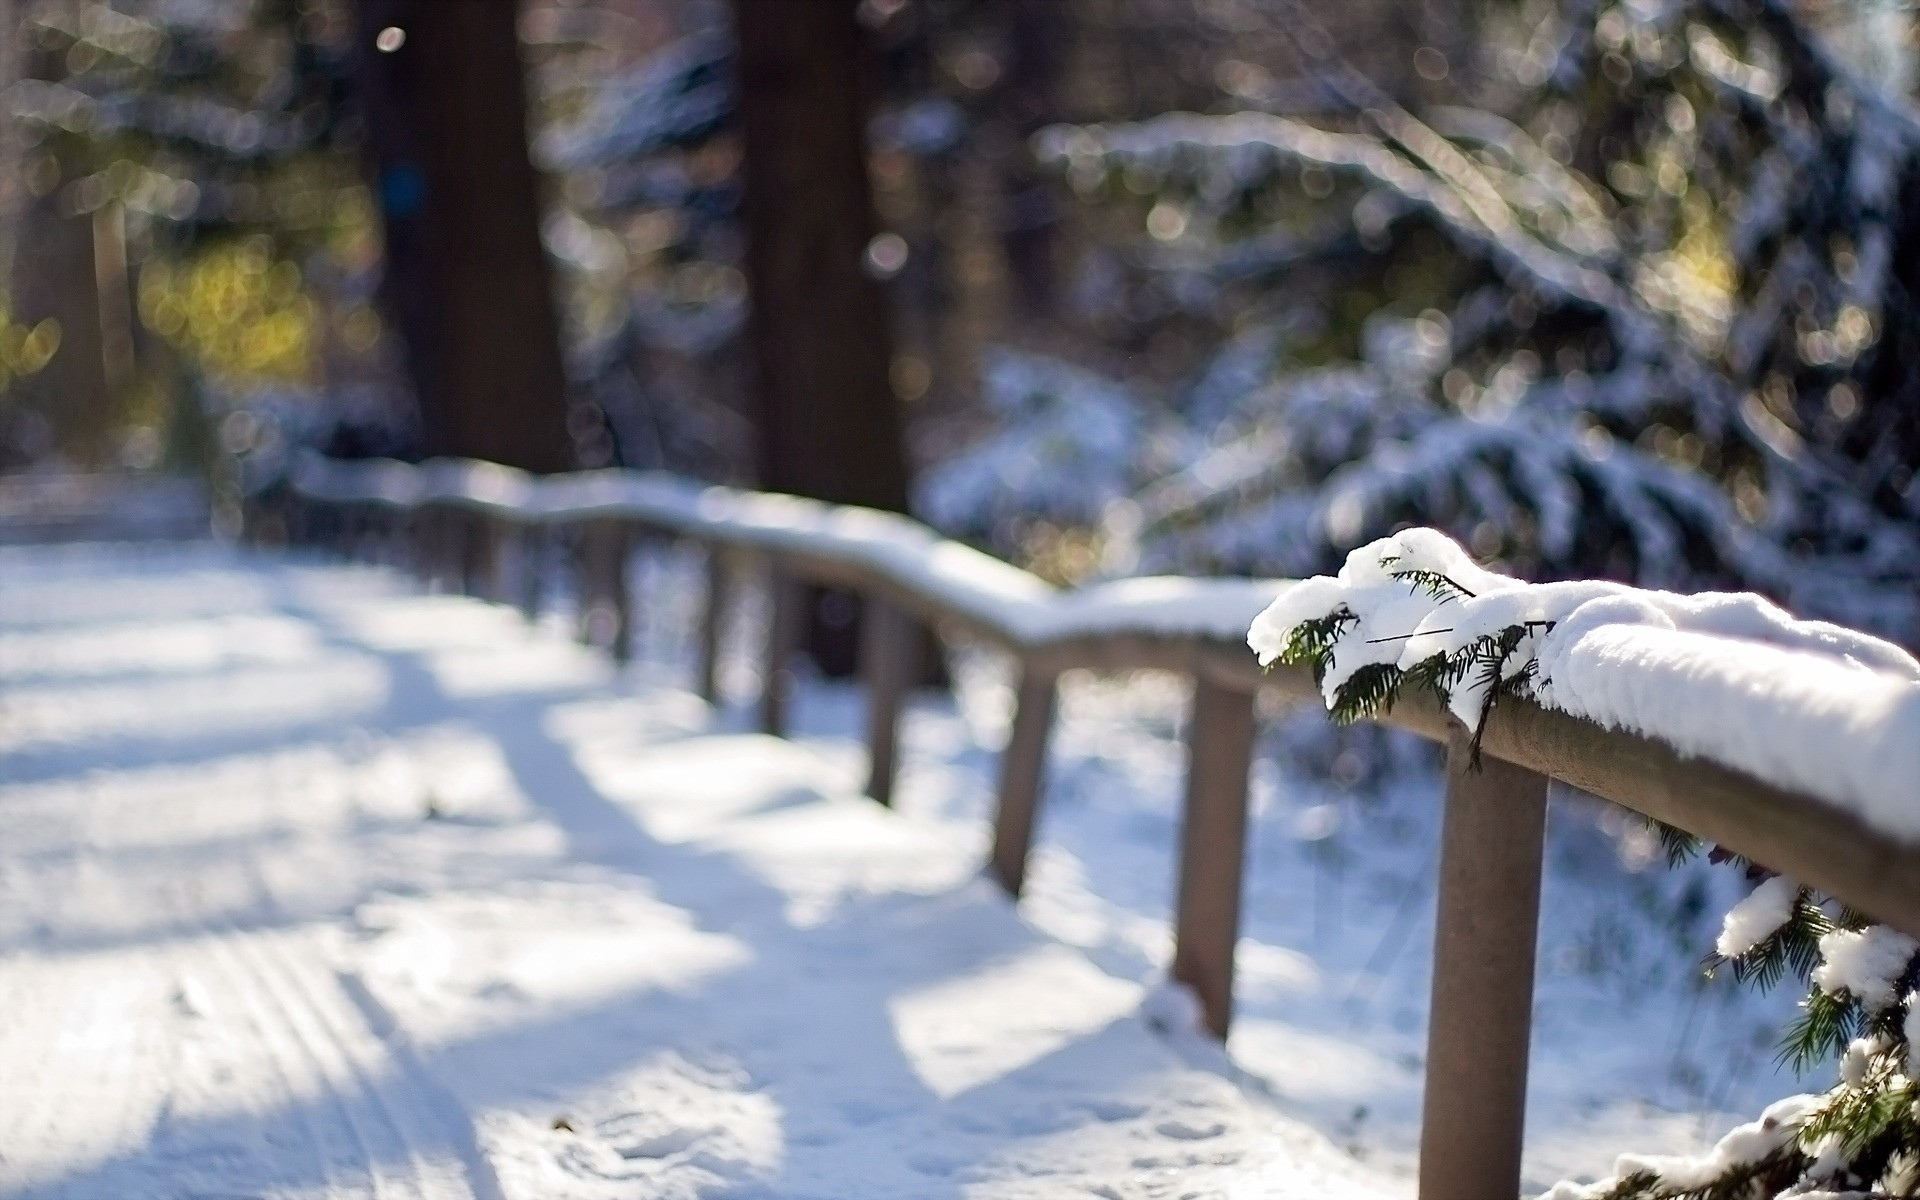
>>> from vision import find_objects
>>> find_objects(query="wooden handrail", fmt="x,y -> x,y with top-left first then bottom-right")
273,455 -> 1920,1200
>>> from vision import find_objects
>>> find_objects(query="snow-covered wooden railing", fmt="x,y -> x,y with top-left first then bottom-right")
273,454 -> 1920,1200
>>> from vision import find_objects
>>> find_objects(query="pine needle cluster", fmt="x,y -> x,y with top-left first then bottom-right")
1269,610 -> 1356,684
1270,564 -> 1547,765
1592,1153 -> 1804,1200
1589,868 -> 1920,1197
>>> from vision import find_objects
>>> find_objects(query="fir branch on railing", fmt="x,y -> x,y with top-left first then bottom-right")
1590,1152 -> 1804,1200
1326,662 -> 1403,724
1798,1048 -> 1919,1160
1389,566 -> 1477,603
1254,527 -> 1920,1200
1570,882 -> 1920,1198
1271,610 -> 1356,686
1464,625 -> 1540,765
1708,889 -> 1827,994
1647,817 -> 1704,868
1288,565 -> 1552,763
1780,987 -> 1860,1073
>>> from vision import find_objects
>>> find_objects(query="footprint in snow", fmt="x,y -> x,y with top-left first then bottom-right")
1152,1117 -> 1226,1140
1082,1098 -> 1148,1122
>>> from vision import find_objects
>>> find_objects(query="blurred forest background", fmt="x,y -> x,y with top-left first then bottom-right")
2,0 -> 1917,651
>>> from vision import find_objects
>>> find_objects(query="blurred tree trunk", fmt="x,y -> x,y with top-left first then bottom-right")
7,11 -> 116,469
0,0 -> 26,290
997,0 -> 1064,320
731,0 -> 912,675
349,0 -> 572,473
1854,165 -> 1920,512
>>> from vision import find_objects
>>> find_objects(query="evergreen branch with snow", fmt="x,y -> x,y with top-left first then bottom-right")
1781,987 -> 1862,1073
1709,886 -> 1827,995
1272,610 -> 1357,681
1536,883 -> 1920,1198
1589,1152 -> 1804,1200
1251,528 -> 1920,1200
1324,662 -> 1406,726
1385,563 -> 1477,603
1650,819 -> 1705,868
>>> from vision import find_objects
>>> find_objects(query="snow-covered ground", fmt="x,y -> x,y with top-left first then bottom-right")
613,544 -> 1813,1194
0,540 -> 1391,1200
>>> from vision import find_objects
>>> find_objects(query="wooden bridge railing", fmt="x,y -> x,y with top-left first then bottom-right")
274,455 -> 1920,1200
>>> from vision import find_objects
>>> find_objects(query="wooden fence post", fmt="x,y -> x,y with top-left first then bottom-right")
434,509 -> 463,593
575,520 -> 634,662
1418,733 -> 1550,1200
336,504 -> 361,560
514,522 -> 543,621
990,664 -> 1060,897
394,510 -> 415,576
696,546 -> 730,704
284,492 -> 307,548
610,528 -> 637,664
759,564 -> 802,736
457,511 -> 496,598
409,507 -> 440,588
1171,674 -> 1258,1040
476,515 -> 511,602
860,593 -> 918,805
361,505 -> 387,566
570,523 -> 592,642
400,508 -> 421,579
447,511 -> 472,594
426,508 -> 454,591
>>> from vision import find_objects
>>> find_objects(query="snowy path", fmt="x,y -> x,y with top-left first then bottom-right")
0,543 -> 1389,1200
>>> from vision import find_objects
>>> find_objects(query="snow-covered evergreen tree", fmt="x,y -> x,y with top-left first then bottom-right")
8,0 -> 374,483
1029,0 -> 1920,646
534,16 -> 745,475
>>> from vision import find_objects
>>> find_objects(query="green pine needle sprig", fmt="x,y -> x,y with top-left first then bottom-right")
1272,610 -> 1356,684
1800,1067 -> 1915,1160
1328,662 -> 1404,724
1388,565 -> 1477,603
1780,987 -> 1860,1073
1590,1150 -> 1805,1200
1645,817 -> 1703,867
1706,891 -> 1828,993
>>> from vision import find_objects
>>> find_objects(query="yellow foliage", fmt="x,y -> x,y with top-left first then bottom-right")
137,241 -> 317,385
1018,521 -> 1104,586
1672,207 -> 1735,303
1632,190 -> 1735,349
0,293 -> 61,392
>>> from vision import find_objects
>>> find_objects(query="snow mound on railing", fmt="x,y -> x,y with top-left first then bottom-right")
290,455 -> 425,506
1247,528 -> 1920,838
288,455 -> 1286,649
